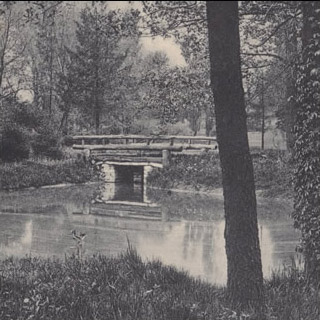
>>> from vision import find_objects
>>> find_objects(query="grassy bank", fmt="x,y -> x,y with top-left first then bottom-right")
147,150 -> 293,198
0,159 -> 97,191
0,248 -> 318,320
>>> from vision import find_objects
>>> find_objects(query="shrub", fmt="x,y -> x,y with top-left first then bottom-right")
31,132 -> 63,160
0,125 -> 30,162
0,159 -> 97,190
147,152 -> 222,190
147,150 -> 293,198
9,102 -> 41,128
61,135 -> 74,147
30,117 -> 64,160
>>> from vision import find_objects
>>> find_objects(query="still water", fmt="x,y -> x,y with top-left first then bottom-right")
0,182 -> 301,285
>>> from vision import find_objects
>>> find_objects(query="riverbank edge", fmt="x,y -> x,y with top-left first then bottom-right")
147,184 -> 294,204
12,180 -> 101,192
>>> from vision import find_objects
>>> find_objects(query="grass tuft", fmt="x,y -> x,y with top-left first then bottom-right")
0,250 -> 319,319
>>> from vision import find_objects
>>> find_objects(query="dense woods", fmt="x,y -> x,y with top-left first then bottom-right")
0,1 -> 300,162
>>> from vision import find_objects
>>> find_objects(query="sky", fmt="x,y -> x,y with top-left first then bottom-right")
107,1 -> 187,67
140,36 -> 187,67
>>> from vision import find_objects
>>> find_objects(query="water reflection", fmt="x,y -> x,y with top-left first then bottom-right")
136,219 -> 293,285
0,220 -> 33,256
99,183 -> 144,203
0,179 -> 302,285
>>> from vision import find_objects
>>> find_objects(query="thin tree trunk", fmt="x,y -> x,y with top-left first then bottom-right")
260,77 -> 265,150
94,77 -> 100,134
285,70 -> 297,151
205,104 -> 214,136
95,106 -> 100,134
48,7 -> 56,115
59,110 -> 69,135
48,36 -> 54,115
0,9 -> 11,92
207,1 -> 264,312
284,11 -> 298,152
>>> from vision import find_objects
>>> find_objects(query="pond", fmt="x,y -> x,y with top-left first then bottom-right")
0,181 -> 301,286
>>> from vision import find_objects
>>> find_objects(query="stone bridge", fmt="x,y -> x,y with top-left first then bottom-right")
72,134 -> 217,183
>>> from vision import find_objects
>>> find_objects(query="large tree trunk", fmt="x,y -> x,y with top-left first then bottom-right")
206,1 -> 264,312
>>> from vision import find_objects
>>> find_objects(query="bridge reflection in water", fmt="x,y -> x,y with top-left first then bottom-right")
73,166 -> 164,221
0,178 -> 302,285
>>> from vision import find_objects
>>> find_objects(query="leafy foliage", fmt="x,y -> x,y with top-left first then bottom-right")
67,4 -> 141,134
0,159 -> 96,190
0,100 -> 34,162
147,152 -> 221,190
142,51 -> 214,135
147,150 -> 293,198
0,98 -> 63,162
31,130 -> 62,160
293,1 -> 320,282
0,124 -> 30,162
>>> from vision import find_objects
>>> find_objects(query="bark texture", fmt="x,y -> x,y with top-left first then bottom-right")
206,1 -> 264,311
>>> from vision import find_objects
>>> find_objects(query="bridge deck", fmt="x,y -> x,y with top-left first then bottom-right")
72,135 -> 217,163
73,134 -> 216,145
73,143 -> 184,151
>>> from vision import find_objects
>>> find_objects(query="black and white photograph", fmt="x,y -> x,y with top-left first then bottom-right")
0,1 -> 319,319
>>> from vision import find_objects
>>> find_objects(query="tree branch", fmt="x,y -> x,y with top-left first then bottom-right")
241,52 -> 285,62
4,42 -> 27,67
250,11 -> 301,48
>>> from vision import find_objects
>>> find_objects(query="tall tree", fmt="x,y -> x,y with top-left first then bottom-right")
240,1 -> 301,151
70,5 -> 140,134
0,2 -> 30,101
30,1 -> 63,114
71,6 -> 118,134
293,0 -> 320,283
142,51 -> 214,135
207,1 -> 264,312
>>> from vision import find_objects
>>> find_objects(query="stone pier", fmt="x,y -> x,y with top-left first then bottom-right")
101,162 -> 162,184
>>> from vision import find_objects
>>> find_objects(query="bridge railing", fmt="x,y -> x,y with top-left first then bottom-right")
72,134 -> 217,148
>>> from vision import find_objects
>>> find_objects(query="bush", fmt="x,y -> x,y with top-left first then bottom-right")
0,125 -> 30,162
147,150 -> 293,198
0,99 -> 65,162
30,117 -> 64,160
0,98 -> 64,161
252,150 -> 293,197
0,159 -> 97,190
31,132 -> 63,160
9,102 -> 41,128
147,152 -> 222,190
61,135 -> 74,147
